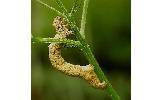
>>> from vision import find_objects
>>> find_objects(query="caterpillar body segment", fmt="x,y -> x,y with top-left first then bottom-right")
49,16 -> 107,89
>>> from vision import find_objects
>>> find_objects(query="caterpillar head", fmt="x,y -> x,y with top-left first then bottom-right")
53,16 -> 72,38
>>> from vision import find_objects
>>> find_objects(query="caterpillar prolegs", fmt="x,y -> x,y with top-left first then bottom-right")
49,16 -> 107,89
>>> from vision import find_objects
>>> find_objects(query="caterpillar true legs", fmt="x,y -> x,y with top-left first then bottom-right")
49,16 -> 107,89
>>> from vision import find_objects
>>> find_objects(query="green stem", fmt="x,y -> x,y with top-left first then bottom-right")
68,17 -> 120,100
75,31 -> 120,100
32,37 -> 81,47
36,0 -> 66,18
55,0 -> 68,14
68,19 -> 120,99
80,0 -> 90,39
77,1 -> 120,98
82,43 -> 120,100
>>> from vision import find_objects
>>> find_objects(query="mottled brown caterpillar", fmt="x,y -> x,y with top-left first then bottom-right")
49,16 -> 107,89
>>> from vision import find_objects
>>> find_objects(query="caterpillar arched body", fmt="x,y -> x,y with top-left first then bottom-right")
49,16 -> 107,89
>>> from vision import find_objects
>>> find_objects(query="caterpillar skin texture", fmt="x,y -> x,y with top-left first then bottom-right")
49,16 -> 107,89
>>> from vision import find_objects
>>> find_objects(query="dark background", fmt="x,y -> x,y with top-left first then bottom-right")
32,0 -> 131,100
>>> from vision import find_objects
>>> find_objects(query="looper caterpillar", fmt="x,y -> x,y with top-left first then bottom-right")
49,16 -> 107,89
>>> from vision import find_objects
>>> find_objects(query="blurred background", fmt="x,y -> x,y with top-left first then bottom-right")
31,0 -> 131,100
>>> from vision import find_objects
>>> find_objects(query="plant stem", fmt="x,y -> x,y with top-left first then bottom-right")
31,37 -> 81,47
36,0 -> 66,18
75,31 -> 120,100
55,0 -> 68,14
78,1 -> 120,98
80,0 -> 90,39
66,17 -> 120,99
82,43 -> 120,100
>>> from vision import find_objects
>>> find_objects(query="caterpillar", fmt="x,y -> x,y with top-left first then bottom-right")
49,16 -> 107,89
